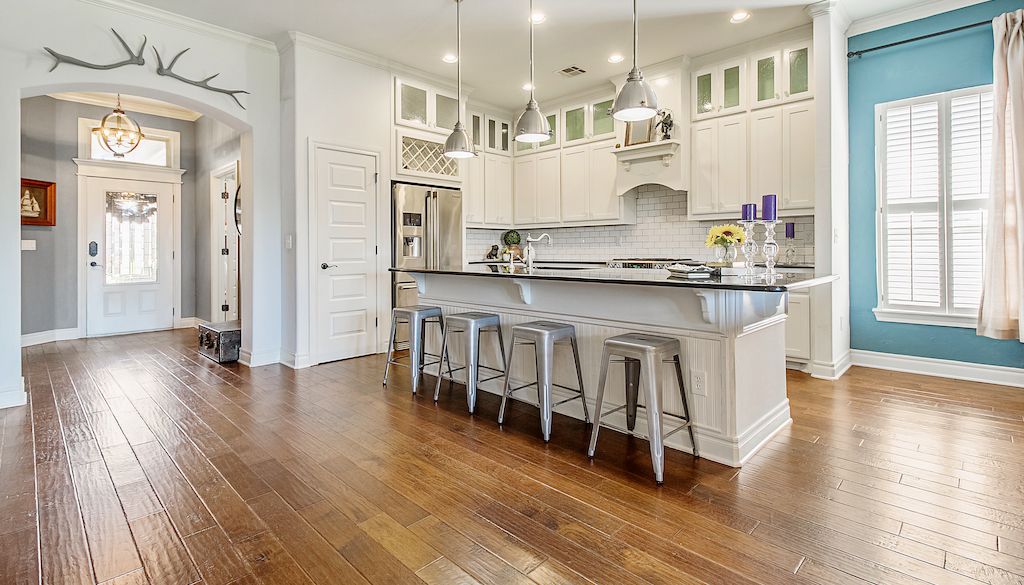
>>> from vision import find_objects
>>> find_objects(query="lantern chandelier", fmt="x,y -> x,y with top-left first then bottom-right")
94,94 -> 145,158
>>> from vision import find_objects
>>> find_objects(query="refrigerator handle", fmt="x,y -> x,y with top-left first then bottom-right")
424,191 -> 433,269
432,192 -> 440,268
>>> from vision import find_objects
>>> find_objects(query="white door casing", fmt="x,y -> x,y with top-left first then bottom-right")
210,161 -> 240,323
314,146 -> 379,364
84,175 -> 176,336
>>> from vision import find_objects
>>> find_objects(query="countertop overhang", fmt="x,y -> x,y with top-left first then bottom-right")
392,266 -> 838,293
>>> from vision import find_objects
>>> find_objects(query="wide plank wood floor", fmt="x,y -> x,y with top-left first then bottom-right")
3,328 -> 1024,584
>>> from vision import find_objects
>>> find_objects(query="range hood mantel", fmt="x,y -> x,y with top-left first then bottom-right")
612,139 -> 688,196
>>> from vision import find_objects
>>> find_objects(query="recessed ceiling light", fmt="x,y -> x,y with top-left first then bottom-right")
607,54 -> 624,64
730,10 -> 751,24
522,83 -> 534,91
530,12 -> 546,24
442,53 -> 458,63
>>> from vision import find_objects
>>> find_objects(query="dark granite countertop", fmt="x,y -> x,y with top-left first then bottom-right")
391,265 -> 836,293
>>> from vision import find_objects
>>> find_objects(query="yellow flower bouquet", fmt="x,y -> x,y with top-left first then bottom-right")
705,224 -> 747,248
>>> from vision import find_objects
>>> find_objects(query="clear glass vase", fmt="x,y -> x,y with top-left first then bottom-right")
713,245 -> 738,264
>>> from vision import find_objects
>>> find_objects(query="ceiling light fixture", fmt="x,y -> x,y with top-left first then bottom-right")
611,0 -> 658,121
444,0 -> 475,159
514,0 -> 552,143
522,82 -> 534,91
442,53 -> 458,63
530,12 -> 546,24
608,54 -> 625,64
94,94 -> 144,158
730,10 -> 751,24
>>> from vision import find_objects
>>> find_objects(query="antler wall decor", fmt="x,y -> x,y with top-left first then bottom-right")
154,47 -> 249,110
44,29 -> 145,72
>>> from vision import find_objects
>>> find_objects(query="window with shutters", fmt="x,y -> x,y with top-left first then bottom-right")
874,86 -> 993,328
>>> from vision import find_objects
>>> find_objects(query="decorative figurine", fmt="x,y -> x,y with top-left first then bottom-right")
655,109 -> 674,140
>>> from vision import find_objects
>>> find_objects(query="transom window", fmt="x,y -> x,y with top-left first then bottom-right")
874,85 -> 993,328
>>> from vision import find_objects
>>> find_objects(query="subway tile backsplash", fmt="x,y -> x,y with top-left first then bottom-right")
466,185 -> 815,265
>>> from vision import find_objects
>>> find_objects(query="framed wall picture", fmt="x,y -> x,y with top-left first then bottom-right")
623,118 -> 655,147
20,179 -> 56,227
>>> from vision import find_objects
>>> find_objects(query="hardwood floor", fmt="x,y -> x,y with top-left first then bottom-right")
3,329 -> 1024,584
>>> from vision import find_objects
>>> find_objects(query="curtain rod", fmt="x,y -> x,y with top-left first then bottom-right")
847,20 -> 991,58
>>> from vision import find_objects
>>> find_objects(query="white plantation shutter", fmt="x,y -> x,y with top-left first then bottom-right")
876,86 -> 993,325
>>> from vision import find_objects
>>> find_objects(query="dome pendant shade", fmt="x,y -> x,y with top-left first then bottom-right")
514,99 -> 551,143
612,66 -> 659,121
94,97 -> 144,157
444,121 -> 475,158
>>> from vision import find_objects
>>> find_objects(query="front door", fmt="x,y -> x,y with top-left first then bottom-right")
315,147 -> 378,363
86,178 -> 175,336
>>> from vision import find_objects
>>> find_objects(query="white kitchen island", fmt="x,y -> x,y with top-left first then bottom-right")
393,265 -> 836,467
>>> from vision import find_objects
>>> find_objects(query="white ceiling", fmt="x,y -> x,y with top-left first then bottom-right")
131,0 -> 948,110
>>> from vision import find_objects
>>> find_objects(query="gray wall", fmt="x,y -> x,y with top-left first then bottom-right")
20,96 -> 198,334
194,115 -> 241,322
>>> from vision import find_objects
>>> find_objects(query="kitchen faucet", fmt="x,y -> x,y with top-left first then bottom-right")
524,233 -> 552,271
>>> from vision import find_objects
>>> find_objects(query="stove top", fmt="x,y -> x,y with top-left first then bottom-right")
607,258 -> 693,269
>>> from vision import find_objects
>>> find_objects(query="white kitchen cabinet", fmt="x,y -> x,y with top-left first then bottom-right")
781,102 -> 816,212
484,154 -> 512,226
785,291 -> 811,361
514,151 -> 560,225
749,107 -> 783,203
692,59 -> 746,121
559,139 -> 626,224
395,77 -> 460,134
561,95 -> 616,146
689,115 -> 749,218
750,50 -> 782,109
469,111 -> 485,151
464,154 -> 486,225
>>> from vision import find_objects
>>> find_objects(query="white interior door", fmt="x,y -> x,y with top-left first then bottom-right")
86,177 -> 175,336
315,147 -> 378,363
210,165 -> 240,323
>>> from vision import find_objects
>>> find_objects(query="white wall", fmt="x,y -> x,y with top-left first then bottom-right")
280,34 -> 394,367
0,0 -> 283,406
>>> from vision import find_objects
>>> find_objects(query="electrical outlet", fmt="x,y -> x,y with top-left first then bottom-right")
692,371 -> 707,396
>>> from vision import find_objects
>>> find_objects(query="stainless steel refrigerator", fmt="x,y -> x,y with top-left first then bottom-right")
392,183 -> 463,340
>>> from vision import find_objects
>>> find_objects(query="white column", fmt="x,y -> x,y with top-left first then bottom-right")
807,0 -> 852,379
0,82 -> 26,407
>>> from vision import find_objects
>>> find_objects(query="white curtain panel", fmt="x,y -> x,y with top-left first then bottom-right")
979,10 -> 1024,341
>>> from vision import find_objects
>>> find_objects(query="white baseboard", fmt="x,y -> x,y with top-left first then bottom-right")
850,349 -> 1024,388
240,348 -> 281,367
174,317 -> 205,329
22,327 -> 83,347
282,352 -> 314,369
0,378 -> 27,409
809,350 -> 852,381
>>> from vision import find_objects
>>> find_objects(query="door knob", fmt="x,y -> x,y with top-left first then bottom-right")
90,261 -> 102,267
321,262 -> 339,270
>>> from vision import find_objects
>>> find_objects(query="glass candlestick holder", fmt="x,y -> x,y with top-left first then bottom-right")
761,220 -> 780,276
738,220 -> 760,280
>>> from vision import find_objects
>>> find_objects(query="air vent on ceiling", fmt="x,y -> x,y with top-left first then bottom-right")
557,65 -> 587,78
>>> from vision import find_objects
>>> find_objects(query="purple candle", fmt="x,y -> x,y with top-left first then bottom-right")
761,194 -> 778,221
785,222 -> 796,239
741,203 -> 757,221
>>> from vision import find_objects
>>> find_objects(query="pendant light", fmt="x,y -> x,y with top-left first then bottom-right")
443,0 -> 476,158
94,94 -> 145,157
611,0 -> 658,121
513,0 -> 551,143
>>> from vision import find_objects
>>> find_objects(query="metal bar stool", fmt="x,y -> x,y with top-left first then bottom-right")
433,312 -> 508,414
498,321 -> 590,442
383,305 -> 450,396
588,333 -> 698,484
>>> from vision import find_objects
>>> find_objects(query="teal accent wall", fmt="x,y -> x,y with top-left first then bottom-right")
848,0 -> 1024,368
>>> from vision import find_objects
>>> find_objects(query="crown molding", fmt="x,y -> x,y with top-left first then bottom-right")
806,1 -> 851,31
284,31 -> 473,97
847,0 -> 989,37
50,92 -> 202,121
77,0 -> 277,52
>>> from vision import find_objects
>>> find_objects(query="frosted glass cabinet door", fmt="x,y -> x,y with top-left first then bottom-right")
470,113 -> 483,148
435,93 -> 459,132
399,81 -> 428,126
590,98 -> 615,138
783,43 -> 812,100
694,71 -> 714,116
562,104 -> 586,144
752,50 -> 781,108
538,113 -> 558,149
720,61 -> 746,114
485,116 -> 512,155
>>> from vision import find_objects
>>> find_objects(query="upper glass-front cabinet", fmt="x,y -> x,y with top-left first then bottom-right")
485,115 -> 511,155
751,50 -> 781,108
692,60 -> 746,120
520,112 -> 561,153
394,77 -> 462,134
783,42 -> 812,100
561,95 -> 616,146
470,112 -> 484,150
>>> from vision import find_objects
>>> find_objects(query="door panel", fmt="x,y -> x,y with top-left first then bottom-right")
86,178 -> 175,336
588,141 -> 618,220
535,152 -> 561,224
316,147 -> 378,363
717,115 -> 749,212
750,108 -> 783,204
560,145 -> 588,221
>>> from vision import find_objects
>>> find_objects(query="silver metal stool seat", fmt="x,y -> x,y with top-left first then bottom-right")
498,321 -> 590,442
434,312 -> 508,413
588,332 -> 698,485
383,305 -> 449,396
